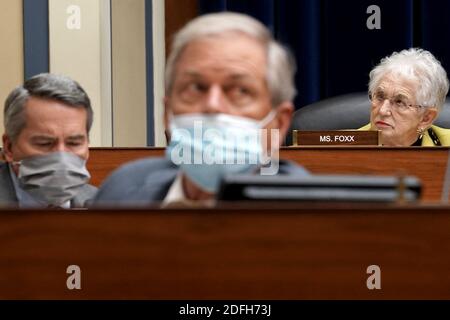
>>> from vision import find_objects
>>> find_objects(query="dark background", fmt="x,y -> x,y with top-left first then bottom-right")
196,0 -> 450,110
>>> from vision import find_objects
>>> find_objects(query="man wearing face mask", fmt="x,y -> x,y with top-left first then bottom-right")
0,73 -> 97,208
94,12 -> 309,207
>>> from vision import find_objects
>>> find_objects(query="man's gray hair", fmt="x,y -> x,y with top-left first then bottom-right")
165,12 -> 297,106
369,48 -> 449,110
4,73 -> 93,142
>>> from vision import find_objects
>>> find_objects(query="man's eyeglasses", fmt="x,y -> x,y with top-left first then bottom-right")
369,92 -> 423,113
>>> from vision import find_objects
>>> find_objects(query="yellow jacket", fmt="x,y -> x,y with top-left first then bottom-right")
359,124 -> 450,146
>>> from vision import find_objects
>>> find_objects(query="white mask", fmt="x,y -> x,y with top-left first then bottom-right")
166,111 -> 276,193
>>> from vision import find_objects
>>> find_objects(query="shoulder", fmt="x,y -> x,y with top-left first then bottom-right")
81,183 -> 98,197
0,162 -> 13,188
72,184 -> 98,208
358,123 -> 371,130
0,162 -> 18,206
0,161 -> 9,175
426,125 -> 450,146
431,125 -> 450,138
102,157 -> 177,182
93,157 -> 178,206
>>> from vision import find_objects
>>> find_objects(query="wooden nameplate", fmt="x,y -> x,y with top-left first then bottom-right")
292,130 -> 380,146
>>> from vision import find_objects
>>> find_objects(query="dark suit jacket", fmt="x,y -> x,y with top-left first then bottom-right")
0,162 -> 97,208
93,157 -> 310,207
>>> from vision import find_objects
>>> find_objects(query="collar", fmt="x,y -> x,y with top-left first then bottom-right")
413,127 -> 441,146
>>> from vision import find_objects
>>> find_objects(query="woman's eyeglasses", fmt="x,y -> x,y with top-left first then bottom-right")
369,92 -> 423,114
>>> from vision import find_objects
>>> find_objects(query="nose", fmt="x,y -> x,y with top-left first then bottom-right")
203,85 -> 227,113
54,141 -> 68,153
378,99 -> 392,115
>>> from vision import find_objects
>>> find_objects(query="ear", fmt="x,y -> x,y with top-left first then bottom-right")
419,107 -> 438,129
273,101 -> 294,145
2,134 -> 14,162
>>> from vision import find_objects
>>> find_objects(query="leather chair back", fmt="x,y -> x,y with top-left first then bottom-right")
286,92 -> 450,145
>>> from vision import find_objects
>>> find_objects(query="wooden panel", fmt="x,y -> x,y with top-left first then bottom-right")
88,147 -> 163,186
1,205 -> 450,299
283,147 -> 449,202
293,130 -> 380,146
87,147 -> 450,202
164,0 -> 198,57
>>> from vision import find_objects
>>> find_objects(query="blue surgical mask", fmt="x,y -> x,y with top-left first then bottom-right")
166,111 -> 276,193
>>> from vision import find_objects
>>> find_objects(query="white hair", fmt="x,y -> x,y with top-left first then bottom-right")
165,12 -> 297,106
369,48 -> 449,110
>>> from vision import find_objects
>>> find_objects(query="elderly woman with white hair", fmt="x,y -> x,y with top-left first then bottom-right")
360,48 -> 450,146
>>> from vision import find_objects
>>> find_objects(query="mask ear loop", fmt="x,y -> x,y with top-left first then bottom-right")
258,110 -> 277,128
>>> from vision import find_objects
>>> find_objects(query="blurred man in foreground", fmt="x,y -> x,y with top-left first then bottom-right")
94,12 -> 309,207
1,73 -> 97,208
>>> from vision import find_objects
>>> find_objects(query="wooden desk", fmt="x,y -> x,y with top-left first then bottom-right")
88,147 -> 450,202
1,204 -> 450,299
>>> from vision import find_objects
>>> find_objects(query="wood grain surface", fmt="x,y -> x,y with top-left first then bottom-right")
0,205 -> 450,299
87,147 -> 450,202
